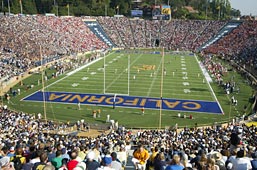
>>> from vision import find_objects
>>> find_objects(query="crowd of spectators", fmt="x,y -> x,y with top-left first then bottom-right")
0,15 -> 107,83
1,104 -> 257,170
203,20 -> 257,80
97,17 -> 226,51
1,15 -> 256,85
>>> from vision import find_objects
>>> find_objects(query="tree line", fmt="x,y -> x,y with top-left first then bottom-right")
0,0 -> 241,19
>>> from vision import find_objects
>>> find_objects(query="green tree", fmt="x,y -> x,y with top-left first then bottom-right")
0,0 -> 235,19
22,0 -> 37,14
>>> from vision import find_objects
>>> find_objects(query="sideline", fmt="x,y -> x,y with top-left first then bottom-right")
194,54 -> 224,114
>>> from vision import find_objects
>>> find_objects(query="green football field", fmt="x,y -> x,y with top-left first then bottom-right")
46,51 -> 214,100
6,50 -> 254,128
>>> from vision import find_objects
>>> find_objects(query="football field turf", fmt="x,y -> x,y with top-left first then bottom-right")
15,50 -> 238,128
23,51 -> 222,114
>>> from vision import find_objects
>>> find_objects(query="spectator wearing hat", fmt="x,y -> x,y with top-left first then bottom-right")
86,151 -> 100,170
110,152 -> 122,170
0,156 -> 14,170
211,151 -> 226,170
132,144 -> 149,170
251,151 -> 257,170
97,155 -> 115,170
61,148 -> 70,160
232,149 -> 252,170
7,147 -> 15,158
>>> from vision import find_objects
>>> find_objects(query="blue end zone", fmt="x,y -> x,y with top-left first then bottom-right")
22,91 -> 223,114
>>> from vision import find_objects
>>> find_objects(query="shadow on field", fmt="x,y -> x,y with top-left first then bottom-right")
190,88 -> 209,92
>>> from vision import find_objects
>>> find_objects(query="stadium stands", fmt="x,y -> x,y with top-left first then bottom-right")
84,20 -> 115,47
1,104 -> 257,169
1,15 -> 257,170
98,17 -> 226,51
203,20 -> 257,81
199,21 -> 242,51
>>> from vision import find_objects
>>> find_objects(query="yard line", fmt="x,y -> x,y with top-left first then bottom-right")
44,52 -> 114,90
147,58 -> 162,97
102,53 -> 143,93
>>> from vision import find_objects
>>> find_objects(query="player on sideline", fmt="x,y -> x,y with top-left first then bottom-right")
141,107 -> 145,115
113,94 -> 117,109
78,102 -> 81,110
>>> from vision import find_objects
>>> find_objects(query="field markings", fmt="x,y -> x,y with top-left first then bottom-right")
102,54 -> 143,93
146,59 -> 162,97
43,53 -> 114,90
181,56 -> 191,94
194,54 -> 224,114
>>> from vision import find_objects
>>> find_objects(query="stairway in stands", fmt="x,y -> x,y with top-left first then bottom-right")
198,20 -> 243,51
85,20 -> 115,48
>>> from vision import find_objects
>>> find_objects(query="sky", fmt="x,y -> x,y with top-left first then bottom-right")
230,0 -> 257,16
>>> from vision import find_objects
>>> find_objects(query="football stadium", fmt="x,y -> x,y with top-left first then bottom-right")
0,0 -> 257,170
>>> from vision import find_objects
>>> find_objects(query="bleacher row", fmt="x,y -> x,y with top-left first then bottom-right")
1,104 -> 257,170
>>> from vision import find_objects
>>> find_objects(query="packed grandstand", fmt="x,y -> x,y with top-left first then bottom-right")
0,15 -> 257,170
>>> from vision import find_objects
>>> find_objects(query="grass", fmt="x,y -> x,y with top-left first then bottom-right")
4,50 -> 255,129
